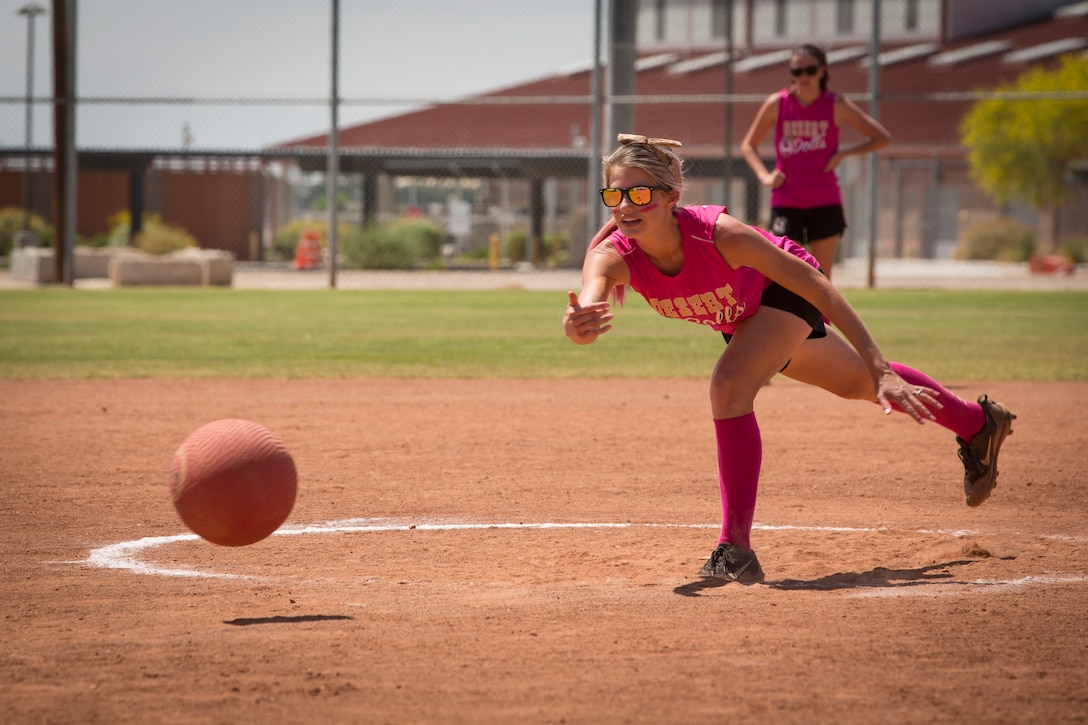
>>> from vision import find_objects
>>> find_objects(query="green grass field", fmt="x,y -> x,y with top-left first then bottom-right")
0,288 -> 1085,380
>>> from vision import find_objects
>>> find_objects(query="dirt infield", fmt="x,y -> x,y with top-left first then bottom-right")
2,378 -> 1086,724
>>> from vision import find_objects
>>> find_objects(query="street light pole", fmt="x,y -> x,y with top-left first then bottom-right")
19,2 -> 46,234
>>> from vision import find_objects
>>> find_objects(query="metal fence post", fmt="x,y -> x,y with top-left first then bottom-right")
866,0 -> 882,289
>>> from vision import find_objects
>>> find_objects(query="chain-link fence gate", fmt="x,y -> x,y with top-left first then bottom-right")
1,0 -> 1086,288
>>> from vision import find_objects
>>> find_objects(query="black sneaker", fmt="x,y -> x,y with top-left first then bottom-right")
957,394 -> 1017,507
697,543 -> 765,584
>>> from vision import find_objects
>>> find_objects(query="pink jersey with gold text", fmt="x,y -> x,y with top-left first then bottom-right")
605,205 -> 819,334
772,89 -> 841,208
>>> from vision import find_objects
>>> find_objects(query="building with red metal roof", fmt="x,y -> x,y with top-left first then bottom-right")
276,0 -> 1087,259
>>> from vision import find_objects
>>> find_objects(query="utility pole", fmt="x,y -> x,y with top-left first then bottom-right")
723,0 -> 734,211
867,0 -> 882,289
607,0 -> 637,144
19,3 -> 46,237
327,0 -> 340,289
580,0 -> 604,264
51,0 -> 77,285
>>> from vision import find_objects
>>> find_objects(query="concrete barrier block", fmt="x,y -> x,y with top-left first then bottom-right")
11,246 -> 161,282
9,247 -> 54,283
109,248 -> 234,287
110,256 -> 204,286
13,246 -> 235,286
168,248 -> 235,286
74,247 -> 131,278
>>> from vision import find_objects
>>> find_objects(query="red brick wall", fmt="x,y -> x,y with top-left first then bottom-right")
0,168 -> 266,259
78,171 -> 129,237
158,171 -> 262,260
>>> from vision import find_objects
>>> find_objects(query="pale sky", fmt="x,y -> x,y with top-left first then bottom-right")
0,0 -> 597,149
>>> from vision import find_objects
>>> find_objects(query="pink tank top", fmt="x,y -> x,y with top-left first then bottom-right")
772,89 -> 842,208
606,205 -> 819,334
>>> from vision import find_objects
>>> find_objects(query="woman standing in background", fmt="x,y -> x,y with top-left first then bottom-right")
741,44 -> 891,280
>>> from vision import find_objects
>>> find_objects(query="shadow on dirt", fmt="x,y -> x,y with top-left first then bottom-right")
673,559 -> 990,596
223,614 -> 355,626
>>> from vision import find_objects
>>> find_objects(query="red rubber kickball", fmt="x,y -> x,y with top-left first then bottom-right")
169,419 -> 297,546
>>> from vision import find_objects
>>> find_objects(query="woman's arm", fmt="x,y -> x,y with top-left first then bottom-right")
740,93 -> 785,189
713,215 -> 920,413
826,95 -> 892,172
563,245 -> 628,345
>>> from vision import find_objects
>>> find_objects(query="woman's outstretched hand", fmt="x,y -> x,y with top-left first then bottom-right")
563,291 -> 613,345
877,369 -> 943,423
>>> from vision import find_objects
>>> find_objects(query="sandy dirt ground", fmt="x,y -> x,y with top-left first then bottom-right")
1,378 -> 1086,724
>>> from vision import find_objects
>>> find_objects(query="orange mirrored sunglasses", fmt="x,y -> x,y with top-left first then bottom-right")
599,185 -> 669,207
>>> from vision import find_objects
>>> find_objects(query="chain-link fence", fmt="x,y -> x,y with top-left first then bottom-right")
1,0 -> 1086,289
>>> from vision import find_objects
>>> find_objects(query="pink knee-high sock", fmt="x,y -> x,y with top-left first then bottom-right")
713,413 -> 762,550
888,362 -> 985,441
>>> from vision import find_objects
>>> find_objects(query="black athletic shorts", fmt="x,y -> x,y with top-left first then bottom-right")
720,281 -> 827,345
770,204 -> 847,245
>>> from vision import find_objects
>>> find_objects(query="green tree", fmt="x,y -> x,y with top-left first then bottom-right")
960,54 -> 1088,250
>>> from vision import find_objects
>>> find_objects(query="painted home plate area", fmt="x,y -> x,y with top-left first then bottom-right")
2,378 -> 1086,723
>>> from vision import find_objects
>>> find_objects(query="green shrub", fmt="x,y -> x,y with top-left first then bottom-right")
85,233 -> 112,248
504,229 -> 528,264
342,223 -> 420,270
499,231 -> 569,266
387,218 -> 445,260
135,219 -> 199,255
103,210 -> 132,247
954,218 -> 1035,262
458,246 -> 490,261
541,232 -> 569,266
102,211 -> 197,255
0,206 -> 52,257
1059,237 -> 1088,264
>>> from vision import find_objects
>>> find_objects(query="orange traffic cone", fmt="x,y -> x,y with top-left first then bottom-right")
1028,254 -> 1074,276
294,230 -> 322,270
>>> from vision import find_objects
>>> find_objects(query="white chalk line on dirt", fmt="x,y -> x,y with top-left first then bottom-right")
81,519 -> 1088,594
845,573 -> 1088,598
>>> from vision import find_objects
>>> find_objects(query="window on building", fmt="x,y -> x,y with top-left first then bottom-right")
712,0 -> 727,39
655,0 -> 667,42
774,0 -> 786,36
837,0 -> 855,34
906,0 -> 919,31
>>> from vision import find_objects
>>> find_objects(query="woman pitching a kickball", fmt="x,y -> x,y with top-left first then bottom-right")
741,43 -> 891,280
563,134 -> 1016,584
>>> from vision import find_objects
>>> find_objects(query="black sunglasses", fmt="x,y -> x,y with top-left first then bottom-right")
790,64 -> 821,77
599,185 -> 670,208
